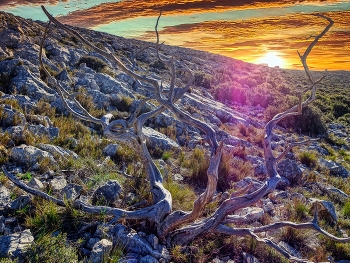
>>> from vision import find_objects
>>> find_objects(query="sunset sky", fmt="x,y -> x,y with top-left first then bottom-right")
2,0 -> 350,70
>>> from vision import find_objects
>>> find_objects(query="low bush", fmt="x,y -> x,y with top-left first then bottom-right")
298,151 -> 317,167
77,56 -> 108,72
26,233 -> 78,263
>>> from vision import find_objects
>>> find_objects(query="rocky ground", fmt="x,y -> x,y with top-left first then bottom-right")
0,10 -> 350,263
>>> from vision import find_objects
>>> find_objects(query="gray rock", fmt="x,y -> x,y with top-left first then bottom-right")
94,73 -> 134,97
278,241 -> 302,258
109,224 -> 169,261
234,207 -> 264,222
61,184 -> 82,201
10,144 -> 57,167
37,143 -> 78,161
89,239 -> 113,263
0,229 -> 34,261
276,176 -> 291,190
143,127 -> 180,152
0,186 -> 11,214
86,237 -> 101,250
242,252 -> 260,263
27,177 -> 44,190
0,94 -> 37,112
277,159 -> 302,184
310,198 -> 338,224
140,255 -> 159,263
92,180 -> 122,205
49,176 -> 67,192
27,124 -> 59,139
147,234 -> 159,250
9,195 -> 30,211
102,144 -> 120,157
10,64 -> 55,101
57,69 -> 71,82
235,177 -> 264,194
319,158 -> 349,178
0,104 -> 26,129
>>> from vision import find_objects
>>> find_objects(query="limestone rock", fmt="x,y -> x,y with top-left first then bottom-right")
89,239 -> 113,263
143,127 -> 180,152
27,177 -> 44,190
0,104 -> 26,129
10,144 -> 56,167
242,252 -> 260,263
310,198 -> 338,224
61,184 -> 82,201
319,158 -> 349,178
277,159 -> 302,184
0,186 -> 11,215
102,144 -> 120,157
49,176 -> 67,192
37,143 -> 78,161
278,241 -> 302,258
92,180 -> 122,205
140,255 -> 159,263
0,229 -> 34,261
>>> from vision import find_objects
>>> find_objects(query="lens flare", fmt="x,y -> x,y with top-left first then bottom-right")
255,51 -> 286,68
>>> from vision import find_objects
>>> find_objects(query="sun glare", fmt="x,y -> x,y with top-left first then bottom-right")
255,51 -> 286,68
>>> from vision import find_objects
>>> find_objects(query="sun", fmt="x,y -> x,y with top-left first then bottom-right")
255,51 -> 286,68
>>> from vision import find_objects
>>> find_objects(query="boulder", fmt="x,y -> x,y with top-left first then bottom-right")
0,104 -> 26,129
8,195 -> 30,211
10,144 -> 57,167
0,186 -> 11,215
235,177 -> 264,194
27,125 -> 59,139
102,144 -> 120,157
49,176 -> 67,192
61,184 -> 82,201
27,177 -> 44,190
92,180 -> 122,205
242,252 -> 260,263
319,158 -> 349,178
140,255 -> 159,263
277,159 -> 302,184
278,241 -> 302,258
89,239 -> 113,263
37,143 -> 78,161
143,127 -> 180,152
0,229 -> 34,261
234,207 -> 264,222
108,224 -> 169,261
310,199 -> 338,224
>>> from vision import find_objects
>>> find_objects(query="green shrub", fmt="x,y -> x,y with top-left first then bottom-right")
77,56 -> 108,72
26,233 -> 78,263
343,200 -> 350,218
193,71 -> 212,89
298,151 -> 317,167
161,151 -> 173,161
293,105 -> 327,136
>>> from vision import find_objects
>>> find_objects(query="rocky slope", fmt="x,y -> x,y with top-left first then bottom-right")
0,10 -> 350,263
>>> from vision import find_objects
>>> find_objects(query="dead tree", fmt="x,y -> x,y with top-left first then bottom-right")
2,7 -> 349,262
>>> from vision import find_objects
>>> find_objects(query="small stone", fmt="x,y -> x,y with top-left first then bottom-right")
27,177 -> 44,189
89,239 -> 112,263
146,234 -> 159,250
49,176 -> 67,192
140,255 -> 159,263
86,237 -> 100,250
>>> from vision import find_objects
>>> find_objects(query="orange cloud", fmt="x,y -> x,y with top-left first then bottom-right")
134,11 -> 350,70
57,0 -> 344,28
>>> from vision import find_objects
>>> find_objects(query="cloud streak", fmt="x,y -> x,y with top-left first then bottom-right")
2,0 -> 349,70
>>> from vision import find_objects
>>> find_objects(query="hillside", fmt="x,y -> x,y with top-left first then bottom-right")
0,10 -> 350,263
